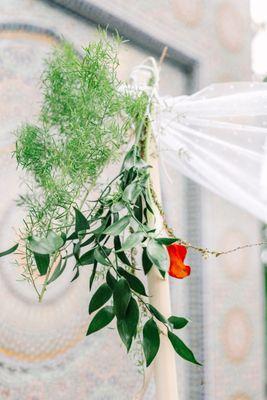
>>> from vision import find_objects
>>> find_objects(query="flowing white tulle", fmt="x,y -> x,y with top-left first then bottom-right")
130,59 -> 267,223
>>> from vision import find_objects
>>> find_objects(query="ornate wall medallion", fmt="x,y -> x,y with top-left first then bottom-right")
216,2 -> 245,52
222,308 -> 252,362
171,0 -> 203,26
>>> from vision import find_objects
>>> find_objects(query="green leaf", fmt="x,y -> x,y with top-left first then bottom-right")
143,318 -> 160,367
86,306 -> 115,335
106,270 -> 117,290
117,267 -> 147,296
89,283 -> 112,314
67,231 -> 78,240
123,182 -> 142,203
136,157 -> 148,170
158,269 -> 166,278
133,195 -> 143,223
94,204 -> 104,219
0,243 -> 18,258
71,265 -> 80,282
147,239 -> 168,272
34,253 -> 50,276
122,146 -> 135,170
121,166 -> 138,190
122,147 -> 147,170
74,207 -> 89,235
94,246 -> 111,266
79,248 -> 95,265
139,170 -> 150,187
113,278 -> 131,319
119,232 -> 144,251
117,297 -> 139,351
148,304 -> 168,325
114,236 -> 131,267
111,202 -> 125,213
89,261 -> 97,290
104,215 -> 130,235
93,212 -> 111,234
73,242 -> 81,261
168,331 -> 201,365
144,191 -> 154,215
155,238 -> 178,246
27,231 -> 64,255
96,232 -> 107,244
80,235 -> 95,248
47,257 -> 68,284
168,316 -> 189,329
61,232 -> 67,245
142,247 -> 153,275
112,211 -> 119,223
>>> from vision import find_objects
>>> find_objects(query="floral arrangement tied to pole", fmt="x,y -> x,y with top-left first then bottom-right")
1,33 -> 267,400
0,35 -> 199,399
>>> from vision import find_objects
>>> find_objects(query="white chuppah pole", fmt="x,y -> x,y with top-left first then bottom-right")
131,52 -> 179,400
147,138 -> 179,400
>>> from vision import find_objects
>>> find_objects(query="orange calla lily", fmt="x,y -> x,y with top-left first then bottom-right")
167,244 -> 191,279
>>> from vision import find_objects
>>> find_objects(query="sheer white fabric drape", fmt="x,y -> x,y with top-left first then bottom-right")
151,82 -> 267,223
129,59 -> 267,223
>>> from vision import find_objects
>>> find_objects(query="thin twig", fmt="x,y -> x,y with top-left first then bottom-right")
159,46 -> 168,67
149,179 -> 267,258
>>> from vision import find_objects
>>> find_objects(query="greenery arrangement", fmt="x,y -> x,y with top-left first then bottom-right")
0,35 -> 202,369
14,35 -> 148,301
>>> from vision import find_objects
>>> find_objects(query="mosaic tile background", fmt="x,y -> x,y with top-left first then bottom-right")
0,0 -> 265,399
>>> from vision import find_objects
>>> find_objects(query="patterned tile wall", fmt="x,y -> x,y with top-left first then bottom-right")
0,1 -> 265,400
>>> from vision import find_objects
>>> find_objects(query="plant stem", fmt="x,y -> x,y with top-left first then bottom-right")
38,252 -> 58,302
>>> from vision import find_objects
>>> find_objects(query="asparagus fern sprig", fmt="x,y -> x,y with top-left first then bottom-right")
13,34 -> 147,298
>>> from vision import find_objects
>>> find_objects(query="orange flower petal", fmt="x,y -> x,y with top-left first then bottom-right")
167,244 -> 191,279
167,243 -> 187,262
